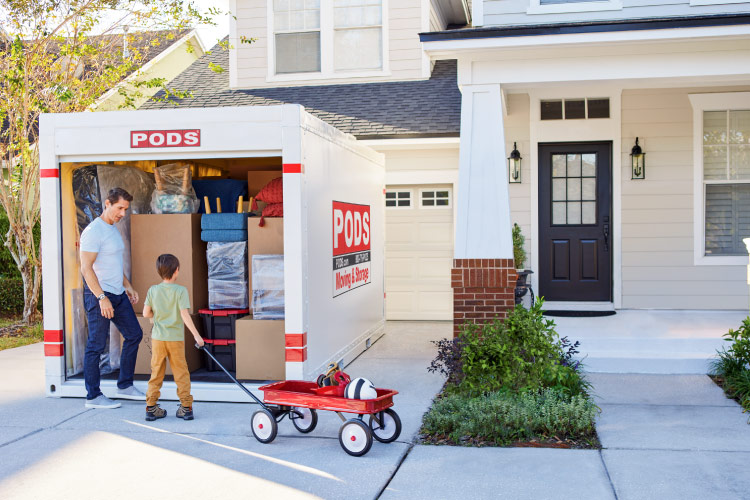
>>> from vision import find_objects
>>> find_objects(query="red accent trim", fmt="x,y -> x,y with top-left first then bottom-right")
285,347 -> 307,362
382,188 -> 386,195
259,380 -> 398,415
285,333 -> 307,348
384,292 -> 386,298
198,309 -> 249,316
204,339 -> 236,346
44,344 -> 64,357
44,330 -> 63,342
40,169 -> 60,178
283,163 -> 302,174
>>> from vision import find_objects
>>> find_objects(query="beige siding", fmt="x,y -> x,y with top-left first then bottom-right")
620,86 -> 750,310
233,0 -> 427,89
505,93 -> 532,269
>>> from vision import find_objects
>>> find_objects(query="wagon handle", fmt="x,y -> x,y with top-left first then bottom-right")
195,343 -> 267,408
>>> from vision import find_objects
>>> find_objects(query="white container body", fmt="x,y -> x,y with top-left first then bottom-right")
39,105 -> 385,401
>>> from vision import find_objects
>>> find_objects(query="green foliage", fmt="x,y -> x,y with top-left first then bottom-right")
0,208 -> 41,278
724,317 -> 750,368
421,388 -> 598,446
512,223 -> 526,269
0,321 -> 43,351
0,278 -> 26,316
711,317 -> 750,418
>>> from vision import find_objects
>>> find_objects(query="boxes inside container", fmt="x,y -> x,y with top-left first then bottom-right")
60,156 -> 286,384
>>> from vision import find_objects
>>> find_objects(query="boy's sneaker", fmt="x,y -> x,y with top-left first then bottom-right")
146,405 -> 167,421
115,385 -> 146,401
85,394 -> 121,409
176,405 -> 194,420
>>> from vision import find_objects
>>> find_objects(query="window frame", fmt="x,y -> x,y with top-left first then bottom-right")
527,0 -> 622,15
419,188 -> 453,209
267,0 -> 390,82
689,92 -> 750,266
385,189 -> 413,210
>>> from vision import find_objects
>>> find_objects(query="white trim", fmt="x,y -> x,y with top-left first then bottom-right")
421,0 -> 431,78
472,0 -> 483,27
423,25 -> 750,54
691,0 -> 748,4
527,0 -> 622,15
688,92 -> 750,266
385,168 -> 458,185
229,0 -> 238,89
541,301 -> 615,311
419,187 -> 453,209
385,188 -> 414,209
528,85 -> 622,308
358,137 -> 460,150
266,0 -> 389,83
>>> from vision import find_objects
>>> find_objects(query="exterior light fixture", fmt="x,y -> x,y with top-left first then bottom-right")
631,137 -> 645,180
508,142 -> 522,184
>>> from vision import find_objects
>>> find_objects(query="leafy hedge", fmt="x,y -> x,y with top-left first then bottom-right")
0,207 -> 41,279
0,278 -> 26,316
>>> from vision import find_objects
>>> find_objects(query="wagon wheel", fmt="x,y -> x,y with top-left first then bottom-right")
338,419 -> 373,457
291,407 -> 318,433
251,409 -> 278,444
368,409 -> 402,443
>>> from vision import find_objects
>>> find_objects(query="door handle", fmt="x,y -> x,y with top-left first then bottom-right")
603,224 -> 610,252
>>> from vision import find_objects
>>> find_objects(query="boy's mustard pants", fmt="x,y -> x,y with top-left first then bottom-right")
146,340 -> 193,407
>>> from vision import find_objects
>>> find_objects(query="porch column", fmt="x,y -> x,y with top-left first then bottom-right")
452,84 -> 517,337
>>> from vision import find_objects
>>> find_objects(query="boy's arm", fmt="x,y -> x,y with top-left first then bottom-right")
142,304 -> 154,319
180,309 -> 204,346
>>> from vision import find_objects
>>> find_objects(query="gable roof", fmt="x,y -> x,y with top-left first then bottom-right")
140,45 -> 461,139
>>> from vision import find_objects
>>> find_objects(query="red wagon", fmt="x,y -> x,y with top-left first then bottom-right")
199,344 -> 401,456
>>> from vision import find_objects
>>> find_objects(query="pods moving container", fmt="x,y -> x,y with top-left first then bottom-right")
40,105 -> 385,402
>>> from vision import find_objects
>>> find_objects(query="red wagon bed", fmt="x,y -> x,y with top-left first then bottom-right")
259,380 -> 398,414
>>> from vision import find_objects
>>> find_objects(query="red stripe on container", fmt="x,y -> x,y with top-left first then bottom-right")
44,330 -> 63,342
44,344 -> 64,357
204,339 -> 236,346
285,348 -> 307,362
285,333 -> 307,348
283,163 -> 302,174
40,169 -> 60,178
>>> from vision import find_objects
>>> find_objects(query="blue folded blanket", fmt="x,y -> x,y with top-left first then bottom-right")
201,229 -> 248,242
201,213 -> 247,230
193,179 -> 247,214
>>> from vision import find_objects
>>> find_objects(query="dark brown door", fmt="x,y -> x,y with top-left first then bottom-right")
539,143 -> 612,302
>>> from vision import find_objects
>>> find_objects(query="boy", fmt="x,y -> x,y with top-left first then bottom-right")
142,254 -> 205,421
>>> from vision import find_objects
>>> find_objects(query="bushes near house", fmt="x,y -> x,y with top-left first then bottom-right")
0,278 -> 26,316
422,300 -> 599,447
711,317 -> 750,418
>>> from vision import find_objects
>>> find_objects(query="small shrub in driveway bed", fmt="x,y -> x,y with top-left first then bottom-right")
711,317 -> 750,419
422,300 -> 600,448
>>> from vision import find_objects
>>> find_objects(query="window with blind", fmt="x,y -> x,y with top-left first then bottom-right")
703,110 -> 750,256
274,0 -> 321,74
334,0 -> 382,71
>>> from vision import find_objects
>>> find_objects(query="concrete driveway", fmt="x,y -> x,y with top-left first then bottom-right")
0,322 -> 447,500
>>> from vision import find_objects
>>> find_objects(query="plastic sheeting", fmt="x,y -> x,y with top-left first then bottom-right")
72,165 -> 102,234
151,163 -> 200,214
251,254 -> 284,319
207,241 -> 248,309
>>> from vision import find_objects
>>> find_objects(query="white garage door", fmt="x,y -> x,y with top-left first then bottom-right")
385,185 -> 454,320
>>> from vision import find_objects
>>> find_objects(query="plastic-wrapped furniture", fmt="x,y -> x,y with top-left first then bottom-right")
251,254 -> 284,319
207,242 -> 248,309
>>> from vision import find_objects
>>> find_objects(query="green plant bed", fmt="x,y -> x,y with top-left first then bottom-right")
710,317 -> 750,421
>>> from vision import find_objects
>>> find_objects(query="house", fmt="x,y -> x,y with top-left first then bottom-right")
141,1 -> 750,330
142,0 -> 471,321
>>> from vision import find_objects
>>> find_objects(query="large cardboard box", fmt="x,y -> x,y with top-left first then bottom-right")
131,214 -> 207,314
134,315 -> 204,375
247,170 -> 282,198
248,217 -> 284,294
235,317 -> 285,380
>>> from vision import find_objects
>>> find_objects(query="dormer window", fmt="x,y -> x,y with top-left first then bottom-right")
270,0 -> 385,78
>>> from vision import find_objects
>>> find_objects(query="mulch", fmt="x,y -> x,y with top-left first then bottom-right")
419,432 -> 601,449
0,322 -> 27,338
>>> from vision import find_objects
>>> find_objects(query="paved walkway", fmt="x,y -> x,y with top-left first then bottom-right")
1,322 -> 749,499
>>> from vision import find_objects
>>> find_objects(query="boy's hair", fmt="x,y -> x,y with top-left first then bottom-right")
106,187 -> 133,205
156,254 -> 180,280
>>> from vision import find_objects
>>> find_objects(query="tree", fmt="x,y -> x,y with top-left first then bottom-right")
0,0 -> 220,324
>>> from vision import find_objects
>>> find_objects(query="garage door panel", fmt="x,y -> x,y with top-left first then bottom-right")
386,222 -> 417,243
418,257 -> 452,279
418,222 -> 453,243
385,291 -> 416,315
386,258 -> 415,280
418,292 -> 453,318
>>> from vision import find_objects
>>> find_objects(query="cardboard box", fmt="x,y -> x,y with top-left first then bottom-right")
235,317 -> 285,380
131,214 -> 207,314
134,315 -> 204,375
248,217 -> 284,294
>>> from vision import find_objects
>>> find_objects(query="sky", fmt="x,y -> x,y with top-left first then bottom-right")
192,0 -> 230,49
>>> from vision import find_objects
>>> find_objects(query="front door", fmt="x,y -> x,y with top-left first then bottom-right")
538,142 -> 612,302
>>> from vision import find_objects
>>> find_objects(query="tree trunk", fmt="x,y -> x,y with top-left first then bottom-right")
21,262 -> 41,324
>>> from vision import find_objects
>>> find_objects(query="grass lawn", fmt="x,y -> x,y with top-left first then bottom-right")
0,316 -> 43,351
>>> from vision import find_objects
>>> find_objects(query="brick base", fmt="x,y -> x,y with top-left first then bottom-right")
451,259 -> 518,337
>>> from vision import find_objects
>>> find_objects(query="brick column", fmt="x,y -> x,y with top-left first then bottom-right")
451,259 -> 518,337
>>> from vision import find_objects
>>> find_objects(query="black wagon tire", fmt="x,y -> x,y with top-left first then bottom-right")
368,409 -> 402,443
291,407 -> 318,433
338,419 -> 373,457
251,409 -> 278,444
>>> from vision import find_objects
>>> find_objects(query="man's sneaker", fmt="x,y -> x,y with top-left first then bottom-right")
146,405 -> 167,421
115,385 -> 146,401
85,394 -> 121,409
176,405 -> 194,420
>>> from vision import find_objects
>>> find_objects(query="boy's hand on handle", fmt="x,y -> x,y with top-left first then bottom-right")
99,298 -> 114,319
195,337 -> 205,348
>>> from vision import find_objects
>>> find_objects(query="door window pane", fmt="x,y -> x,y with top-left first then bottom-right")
567,177 -> 581,201
582,178 -> 596,201
582,202 -> 596,224
567,154 -> 581,177
550,151 -> 597,226
582,154 -> 596,176
552,179 -> 566,201
552,202 -> 566,225
567,202 -> 581,224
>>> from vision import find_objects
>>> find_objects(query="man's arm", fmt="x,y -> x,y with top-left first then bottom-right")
123,275 -> 139,305
80,251 -> 114,319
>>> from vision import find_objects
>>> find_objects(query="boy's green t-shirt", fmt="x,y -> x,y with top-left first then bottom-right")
144,283 -> 190,341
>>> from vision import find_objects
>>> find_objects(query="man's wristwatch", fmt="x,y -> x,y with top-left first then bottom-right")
97,293 -> 107,301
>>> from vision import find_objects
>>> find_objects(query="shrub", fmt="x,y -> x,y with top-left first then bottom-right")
512,223 -> 526,270
0,207 -> 41,279
723,317 -> 750,370
0,278 -> 26,316
712,317 -> 750,417
421,388 -> 598,446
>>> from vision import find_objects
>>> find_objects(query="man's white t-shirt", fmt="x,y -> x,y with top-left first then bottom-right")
79,217 -> 125,295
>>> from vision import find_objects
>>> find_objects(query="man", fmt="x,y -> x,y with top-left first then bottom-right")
80,187 -> 145,408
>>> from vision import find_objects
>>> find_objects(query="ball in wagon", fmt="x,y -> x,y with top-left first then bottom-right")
344,377 -> 377,400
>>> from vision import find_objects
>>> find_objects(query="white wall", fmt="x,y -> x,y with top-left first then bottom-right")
505,93 -> 533,269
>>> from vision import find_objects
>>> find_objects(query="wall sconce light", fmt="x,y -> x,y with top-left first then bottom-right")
631,137 -> 645,180
508,142 -> 522,184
